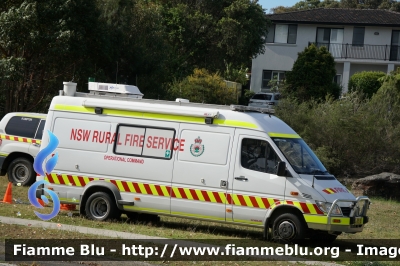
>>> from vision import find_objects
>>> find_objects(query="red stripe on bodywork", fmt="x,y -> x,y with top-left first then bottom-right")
143,184 -> 152,194
249,196 -> 259,208
178,188 -> 188,199
201,190 -> 210,202
237,195 -> 247,206
300,202 -> 310,213
132,182 -> 141,193
190,189 -> 199,201
121,181 -> 130,192
261,198 -> 270,209
155,185 -> 164,196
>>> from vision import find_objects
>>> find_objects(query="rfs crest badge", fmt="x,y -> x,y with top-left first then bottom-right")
190,137 -> 204,157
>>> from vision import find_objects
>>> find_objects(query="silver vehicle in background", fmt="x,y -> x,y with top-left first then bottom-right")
248,92 -> 281,108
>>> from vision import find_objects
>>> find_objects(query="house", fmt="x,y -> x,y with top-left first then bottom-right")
250,8 -> 400,94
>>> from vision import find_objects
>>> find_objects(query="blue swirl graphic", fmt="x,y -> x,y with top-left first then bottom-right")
29,130 -> 61,221
28,180 -> 60,220
34,130 -> 59,177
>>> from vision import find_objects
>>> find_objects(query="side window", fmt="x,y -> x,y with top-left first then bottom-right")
5,116 -> 40,138
34,120 -> 46,140
266,24 -> 297,44
114,124 -> 175,160
352,27 -> 365,47
241,138 -> 280,174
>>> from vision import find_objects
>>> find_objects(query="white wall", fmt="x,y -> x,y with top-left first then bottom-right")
250,23 -> 400,93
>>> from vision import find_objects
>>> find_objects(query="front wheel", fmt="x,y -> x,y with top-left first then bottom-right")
85,192 -> 121,221
272,213 -> 306,242
7,157 -> 35,186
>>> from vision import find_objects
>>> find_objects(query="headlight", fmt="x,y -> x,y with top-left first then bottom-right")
315,201 -> 342,216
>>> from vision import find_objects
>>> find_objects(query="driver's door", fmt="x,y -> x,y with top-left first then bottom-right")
229,131 -> 286,225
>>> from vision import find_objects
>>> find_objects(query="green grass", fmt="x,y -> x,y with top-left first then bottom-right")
2,175 -> 400,264
2,175 -> 399,240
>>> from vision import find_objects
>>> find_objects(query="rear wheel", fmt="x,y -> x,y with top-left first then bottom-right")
7,157 -> 35,186
85,192 -> 121,221
272,213 -> 306,242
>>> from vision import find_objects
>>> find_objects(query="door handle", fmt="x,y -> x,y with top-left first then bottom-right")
32,143 -> 40,147
235,176 -> 248,181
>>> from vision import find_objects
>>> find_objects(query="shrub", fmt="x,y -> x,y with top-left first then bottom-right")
348,71 -> 386,98
167,68 -> 237,105
275,84 -> 400,178
284,44 -> 339,102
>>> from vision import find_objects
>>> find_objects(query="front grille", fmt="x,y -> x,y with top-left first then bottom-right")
341,207 -> 351,217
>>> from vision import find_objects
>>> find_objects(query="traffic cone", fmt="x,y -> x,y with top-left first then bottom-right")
60,204 -> 76,211
37,198 -> 46,207
1,182 -> 13,204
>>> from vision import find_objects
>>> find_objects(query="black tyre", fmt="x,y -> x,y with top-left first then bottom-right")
272,213 -> 306,241
85,192 -> 121,221
7,157 -> 35,186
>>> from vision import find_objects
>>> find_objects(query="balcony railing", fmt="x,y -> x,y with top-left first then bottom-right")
309,42 -> 400,62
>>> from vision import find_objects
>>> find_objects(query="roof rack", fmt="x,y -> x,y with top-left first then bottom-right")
230,105 -> 275,114
60,81 -> 233,111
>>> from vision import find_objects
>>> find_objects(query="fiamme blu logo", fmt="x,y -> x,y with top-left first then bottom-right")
28,130 -> 60,220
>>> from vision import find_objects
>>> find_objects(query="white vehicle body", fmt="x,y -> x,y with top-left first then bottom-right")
37,82 -> 370,241
0,112 -> 46,185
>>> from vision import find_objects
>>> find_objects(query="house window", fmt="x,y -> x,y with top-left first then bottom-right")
262,70 -> 285,89
266,24 -> 297,44
352,27 -> 365,47
316,28 -> 344,57
317,28 -> 344,44
390,30 -> 400,61
334,74 -> 342,86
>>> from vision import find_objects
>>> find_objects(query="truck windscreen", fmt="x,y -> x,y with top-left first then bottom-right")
272,138 -> 328,175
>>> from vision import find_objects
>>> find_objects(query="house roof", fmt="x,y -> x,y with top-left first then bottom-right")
266,8 -> 400,27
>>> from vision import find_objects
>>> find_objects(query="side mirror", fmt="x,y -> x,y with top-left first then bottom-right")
276,161 -> 286,177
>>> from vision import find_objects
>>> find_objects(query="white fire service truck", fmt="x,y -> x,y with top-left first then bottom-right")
36,81 -> 370,242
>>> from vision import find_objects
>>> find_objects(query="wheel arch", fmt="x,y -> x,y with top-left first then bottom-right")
265,205 -> 308,229
1,152 -> 34,176
79,181 -> 123,215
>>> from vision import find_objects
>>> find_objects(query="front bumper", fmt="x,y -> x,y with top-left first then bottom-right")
305,196 -> 370,234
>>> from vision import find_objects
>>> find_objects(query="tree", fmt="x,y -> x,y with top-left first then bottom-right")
0,0 -> 107,116
271,0 -> 340,13
160,0 -> 268,78
95,0 -> 172,99
284,44 -> 340,102
271,0 -> 400,13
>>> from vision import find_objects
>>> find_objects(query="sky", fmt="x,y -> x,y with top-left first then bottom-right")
258,0 -> 300,13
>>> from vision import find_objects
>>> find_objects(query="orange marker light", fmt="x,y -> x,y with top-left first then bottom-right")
226,209 -> 232,213
333,219 -> 341,223
134,197 -> 141,201
290,191 -> 299,196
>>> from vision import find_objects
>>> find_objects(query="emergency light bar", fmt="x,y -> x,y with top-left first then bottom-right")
88,82 -> 143,98
230,105 -> 275,114
82,99 -> 220,118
